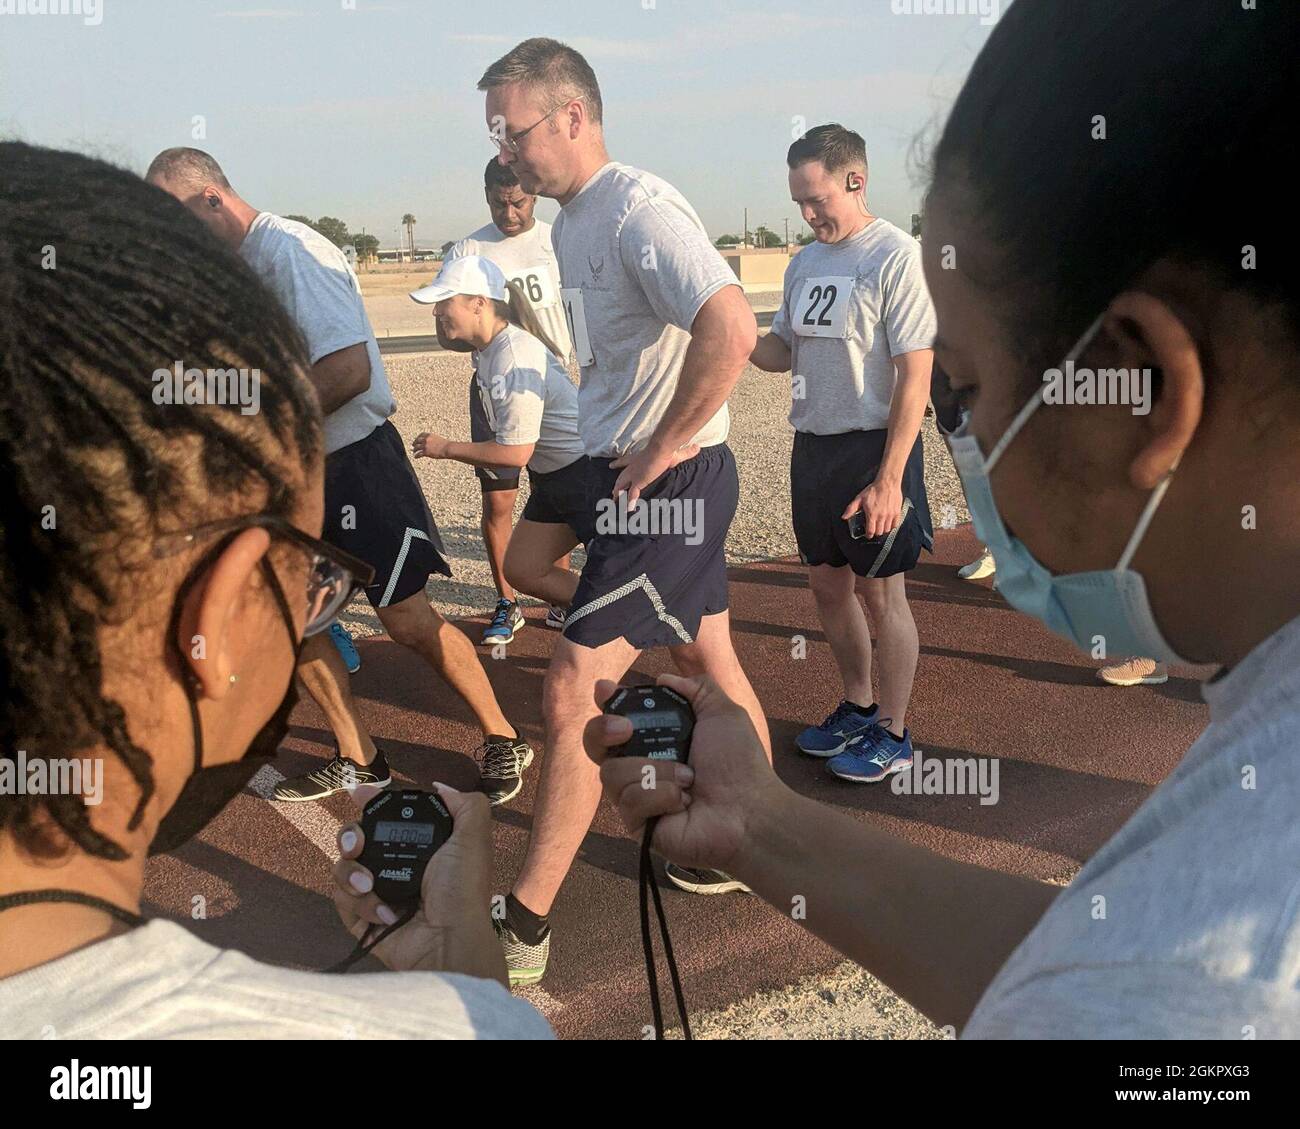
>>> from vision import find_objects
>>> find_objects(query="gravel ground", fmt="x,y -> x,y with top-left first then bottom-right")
337,342 -> 969,636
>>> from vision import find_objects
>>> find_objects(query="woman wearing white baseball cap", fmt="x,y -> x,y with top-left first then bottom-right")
410,256 -> 594,635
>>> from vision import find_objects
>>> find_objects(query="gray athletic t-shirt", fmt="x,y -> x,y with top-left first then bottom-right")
964,612 -> 1300,1039
552,162 -> 739,458
474,324 -> 584,474
0,919 -> 553,1039
240,213 -> 396,455
446,219 -> 572,362
770,218 -> 935,435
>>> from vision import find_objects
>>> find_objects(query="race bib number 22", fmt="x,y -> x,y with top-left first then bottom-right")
561,287 -> 595,367
793,275 -> 854,339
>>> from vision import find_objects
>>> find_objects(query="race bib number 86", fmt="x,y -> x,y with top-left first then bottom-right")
561,287 -> 595,367
793,275 -> 854,339
509,266 -> 558,310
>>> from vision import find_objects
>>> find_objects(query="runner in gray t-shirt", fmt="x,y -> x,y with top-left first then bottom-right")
441,160 -> 575,645
477,37 -> 772,984
751,124 -> 936,782
147,149 -> 535,810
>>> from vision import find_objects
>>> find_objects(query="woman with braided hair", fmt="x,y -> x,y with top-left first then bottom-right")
0,143 -> 550,1040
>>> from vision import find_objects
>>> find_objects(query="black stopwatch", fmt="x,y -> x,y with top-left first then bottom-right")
601,684 -> 694,764
357,789 -> 453,904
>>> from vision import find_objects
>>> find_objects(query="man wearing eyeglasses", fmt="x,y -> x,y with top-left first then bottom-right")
476,38 -> 771,985
146,148 -> 536,809
441,159 -> 573,648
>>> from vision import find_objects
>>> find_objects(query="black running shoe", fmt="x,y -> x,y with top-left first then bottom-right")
273,749 -> 392,802
476,734 -> 534,806
663,863 -> 752,895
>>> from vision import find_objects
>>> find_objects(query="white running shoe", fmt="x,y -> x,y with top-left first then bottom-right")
958,547 -> 996,580
1098,657 -> 1169,686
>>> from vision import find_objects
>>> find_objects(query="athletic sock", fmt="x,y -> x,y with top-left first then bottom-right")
848,700 -> 878,716
505,893 -> 549,945
886,729 -> 905,743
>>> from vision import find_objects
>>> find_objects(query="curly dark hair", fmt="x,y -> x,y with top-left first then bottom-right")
0,142 -> 323,861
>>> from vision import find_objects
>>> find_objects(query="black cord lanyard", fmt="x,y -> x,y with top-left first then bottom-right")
324,904 -> 420,974
640,818 -> 691,1040
0,889 -> 147,930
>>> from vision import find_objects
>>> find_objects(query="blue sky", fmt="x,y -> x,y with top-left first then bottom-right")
1,0 -> 996,248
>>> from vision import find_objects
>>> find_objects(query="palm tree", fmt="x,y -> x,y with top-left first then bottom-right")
401,213 -> 416,260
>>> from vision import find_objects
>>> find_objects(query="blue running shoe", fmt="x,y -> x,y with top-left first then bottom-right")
795,700 -> 880,757
827,722 -> 914,783
329,622 -> 361,674
482,598 -> 524,645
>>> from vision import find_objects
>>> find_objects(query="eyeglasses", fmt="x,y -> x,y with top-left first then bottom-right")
154,515 -> 375,637
489,100 -> 570,155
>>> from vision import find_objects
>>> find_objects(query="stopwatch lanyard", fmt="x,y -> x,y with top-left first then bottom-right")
640,817 -> 691,1040
0,889 -> 147,929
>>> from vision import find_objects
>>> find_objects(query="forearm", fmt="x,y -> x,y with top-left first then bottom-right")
734,786 -> 1060,1028
876,358 -> 932,484
749,331 -> 792,373
311,345 -> 372,415
444,439 -> 533,469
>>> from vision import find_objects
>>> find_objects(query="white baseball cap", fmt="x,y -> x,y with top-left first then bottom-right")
409,255 -> 508,305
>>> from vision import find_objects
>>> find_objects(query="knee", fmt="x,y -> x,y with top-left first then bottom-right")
808,566 -> 851,605
381,601 -> 436,650
503,553 -> 535,597
542,663 -> 588,732
670,644 -> 708,678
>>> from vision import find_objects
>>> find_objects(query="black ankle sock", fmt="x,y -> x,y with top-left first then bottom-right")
886,729 -> 905,743
505,893 -> 549,945
848,700 -> 878,716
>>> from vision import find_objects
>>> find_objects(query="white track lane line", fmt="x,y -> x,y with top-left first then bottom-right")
249,765 -> 344,859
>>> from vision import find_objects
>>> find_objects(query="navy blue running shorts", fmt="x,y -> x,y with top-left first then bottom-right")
790,429 -> 933,578
563,443 -> 738,650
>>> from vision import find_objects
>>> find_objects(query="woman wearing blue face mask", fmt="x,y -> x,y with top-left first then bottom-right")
586,0 -> 1300,1038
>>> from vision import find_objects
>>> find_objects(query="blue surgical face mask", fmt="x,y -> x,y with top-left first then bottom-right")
946,313 -> 1191,665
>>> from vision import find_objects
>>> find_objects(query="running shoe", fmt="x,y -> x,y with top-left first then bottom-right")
330,622 -> 361,674
476,734 -> 535,806
482,599 -> 524,645
494,916 -> 549,987
272,749 -> 392,802
795,700 -> 880,757
544,605 -> 567,630
1097,657 -> 1169,686
827,724 -> 914,783
958,547 -> 996,580
663,864 -> 752,895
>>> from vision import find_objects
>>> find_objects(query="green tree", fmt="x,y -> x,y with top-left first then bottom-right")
284,214 -> 317,230
753,226 -> 783,249
314,216 -> 351,248
796,232 -> 815,246
714,233 -> 741,248
402,213 -> 417,257
352,233 -> 380,263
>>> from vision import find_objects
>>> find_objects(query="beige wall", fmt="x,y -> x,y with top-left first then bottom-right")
722,248 -> 793,291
